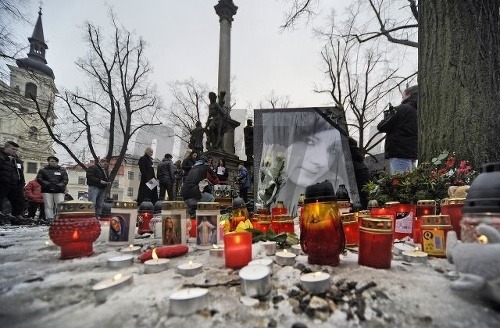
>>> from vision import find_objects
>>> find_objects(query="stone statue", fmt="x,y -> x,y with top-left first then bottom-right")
244,119 -> 253,161
205,91 -> 227,150
189,121 -> 204,153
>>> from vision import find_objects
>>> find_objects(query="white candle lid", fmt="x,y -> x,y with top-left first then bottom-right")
170,288 -> 208,300
300,271 -> 330,282
239,264 -> 271,280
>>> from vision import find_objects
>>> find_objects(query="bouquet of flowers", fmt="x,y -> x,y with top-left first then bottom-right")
257,153 -> 286,210
363,151 -> 478,204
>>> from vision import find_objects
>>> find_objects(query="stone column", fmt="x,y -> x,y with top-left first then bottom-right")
214,0 -> 238,154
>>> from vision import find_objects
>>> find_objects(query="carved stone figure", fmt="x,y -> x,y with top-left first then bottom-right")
189,121 -> 204,153
205,91 -> 227,150
244,119 -> 253,160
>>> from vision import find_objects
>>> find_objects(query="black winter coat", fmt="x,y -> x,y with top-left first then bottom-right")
0,147 -> 25,187
157,159 -> 175,185
377,95 -> 418,160
36,165 -> 69,193
138,154 -> 156,182
86,164 -> 109,189
181,163 -> 218,200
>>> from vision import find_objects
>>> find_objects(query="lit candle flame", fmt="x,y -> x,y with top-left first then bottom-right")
45,241 -> 50,246
129,244 -> 134,249
152,248 -> 158,261
313,271 -> 322,278
478,235 -> 489,244
188,260 -> 193,267
72,230 -> 79,240
283,249 -> 288,254
213,244 -> 219,249
414,247 -> 420,253
113,273 -> 123,281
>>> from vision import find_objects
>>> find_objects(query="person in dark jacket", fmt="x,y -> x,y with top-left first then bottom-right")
181,156 -> 218,216
137,147 -> 158,205
0,141 -> 31,225
157,153 -> 176,200
181,151 -> 198,181
36,156 -> 69,222
236,163 -> 250,203
86,158 -> 110,218
377,85 -> 418,175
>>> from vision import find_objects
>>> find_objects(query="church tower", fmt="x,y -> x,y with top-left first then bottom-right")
0,9 -> 57,179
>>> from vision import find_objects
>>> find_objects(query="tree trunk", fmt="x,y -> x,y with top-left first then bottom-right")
419,0 -> 500,169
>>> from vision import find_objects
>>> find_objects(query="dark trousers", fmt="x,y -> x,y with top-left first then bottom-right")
0,185 -> 25,216
239,186 -> 249,203
27,201 -> 45,220
159,181 -> 174,201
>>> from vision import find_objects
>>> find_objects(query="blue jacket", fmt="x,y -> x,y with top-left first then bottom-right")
236,166 -> 250,189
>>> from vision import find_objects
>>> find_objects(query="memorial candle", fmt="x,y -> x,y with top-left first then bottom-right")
275,249 -> 296,266
120,244 -> 141,255
209,244 -> 224,257
169,288 -> 208,316
92,273 -> 133,303
144,249 -> 170,274
177,260 -> 203,277
239,264 -> 271,297
300,271 -> 331,294
224,231 -> 252,269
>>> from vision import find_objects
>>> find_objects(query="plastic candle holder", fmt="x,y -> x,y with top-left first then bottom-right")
224,231 -> 252,269
358,216 -> 393,269
440,198 -> 466,240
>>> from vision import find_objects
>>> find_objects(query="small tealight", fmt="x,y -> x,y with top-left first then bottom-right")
393,243 -> 415,256
300,271 -> 331,294
402,247 -> 429,263
209,244 -> 224,257
120,244 -> 142,255
169,288 -> 208,316
177,260 -> 203,277
239,264 -> 271,297
44,240 -> 57,250
261,241 -> 277,255
290,244 -> 302,255
107,254 -> 134,269
92,273 -> 133,303
248,258 -> 273,270
275,249 -> 296,266
144,249 -> 170,274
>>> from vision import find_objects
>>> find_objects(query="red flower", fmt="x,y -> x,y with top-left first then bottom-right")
437,168 -> 447,175
391,179 -> 400,186
445,156 -> 456,169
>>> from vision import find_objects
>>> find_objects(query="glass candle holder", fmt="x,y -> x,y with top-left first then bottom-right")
440,198 -> 465,240
341,213 -> 359,246
224,231 -> 252,269
49,201 -> 100,260
271,214 -> 294,234
415,200 -> 436,243
358,216 -> 393,269
420,215 -> 452,257
137,199 -> 154,235
300,201 -> 344,266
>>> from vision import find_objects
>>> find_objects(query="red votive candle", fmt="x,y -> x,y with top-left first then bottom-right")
224,231 -> 252,269
420,215 -> 452,258
189,218 -> 197,238
415,200 -> 436,243
342,213 -> 359,246
358,216 -> 393,269
440,198 -> 465,240
385,202 -> 415,240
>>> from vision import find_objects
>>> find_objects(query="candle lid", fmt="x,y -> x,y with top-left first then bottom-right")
384,201 -> 400,206
416,200 -> 436,206
57,200 -> 94,214
341,213 -> 356,223
359,216 -> 393,233
463,162 -> 500,214
162,201 -> 186,210
239,264 -> 271,280
441,198 -> 466,206
113,201 -> 137,209
197,202 -> 220,210
304,180 -> 336,204
421,215 -> 451,226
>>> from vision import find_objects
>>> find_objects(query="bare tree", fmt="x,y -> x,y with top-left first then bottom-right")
31,12 -> 162,185
314,10 -> 416,156
258,90 -> 291,109
167,78 -> 210,147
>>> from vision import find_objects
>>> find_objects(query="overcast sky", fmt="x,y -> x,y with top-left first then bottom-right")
10,0 -> 347,112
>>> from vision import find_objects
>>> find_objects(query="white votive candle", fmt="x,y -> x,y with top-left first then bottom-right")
92,273 -> 133,303
177,260 -> 203,277
300,271 -> 331,294
239,264 -> 271,297
275,249 -> 296,266
291,244 -> 302,255
44,240 -> 57,250
144,249 -> 170,274
261,241 -> 277,255
169,288 -> 208,316
107,254 -> 134,269
120,244 -> 142,255
402,247 -> 428,263
248,258 -> 273,270
209,244 -> 225,257
393,243 -> 415,256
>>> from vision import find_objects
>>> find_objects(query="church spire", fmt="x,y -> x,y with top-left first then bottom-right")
16,8 -> 55,79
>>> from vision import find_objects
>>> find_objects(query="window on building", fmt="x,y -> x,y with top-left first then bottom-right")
25,82 -> 37,99
78,176 -> 86,185
127,187 -> 134,197
28,126 -> 39,141
26,162 -> 37,174
112,194 -> 119,200
112,180 -> 119,188
128,171 -> 134,180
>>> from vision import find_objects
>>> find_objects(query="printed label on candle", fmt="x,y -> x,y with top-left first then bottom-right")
395,211 -> 413,234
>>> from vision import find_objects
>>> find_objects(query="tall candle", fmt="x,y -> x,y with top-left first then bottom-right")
224,231 -> 252,269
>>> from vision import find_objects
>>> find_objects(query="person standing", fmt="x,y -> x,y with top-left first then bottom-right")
86,158 -> 110,219
24,179 -> 46,224
377,85 -> 418,175
216,158 -> 229,184
236,163 -> 250,203
137,147 -> 158,205
181,151 -> 198,182
157,153 -> 176,200
181,156 -> 218,216
36,156 -> 69,222
0,141 -> 31,225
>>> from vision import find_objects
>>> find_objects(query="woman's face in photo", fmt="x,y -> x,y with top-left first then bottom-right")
286,129 -> 341,187
166,218 -> 174,229
110,218 -> 121,232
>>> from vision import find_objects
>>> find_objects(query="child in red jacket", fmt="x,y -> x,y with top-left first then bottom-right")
24,179 -> 46,224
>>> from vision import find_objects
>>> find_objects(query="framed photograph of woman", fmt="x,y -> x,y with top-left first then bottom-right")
162,215 -> 183,245
109,214 -> 131,243
254,107 -> 360,216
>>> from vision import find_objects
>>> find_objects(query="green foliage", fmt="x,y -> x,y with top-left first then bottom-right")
249,228 -> 299,249
363,151 -> 478,204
